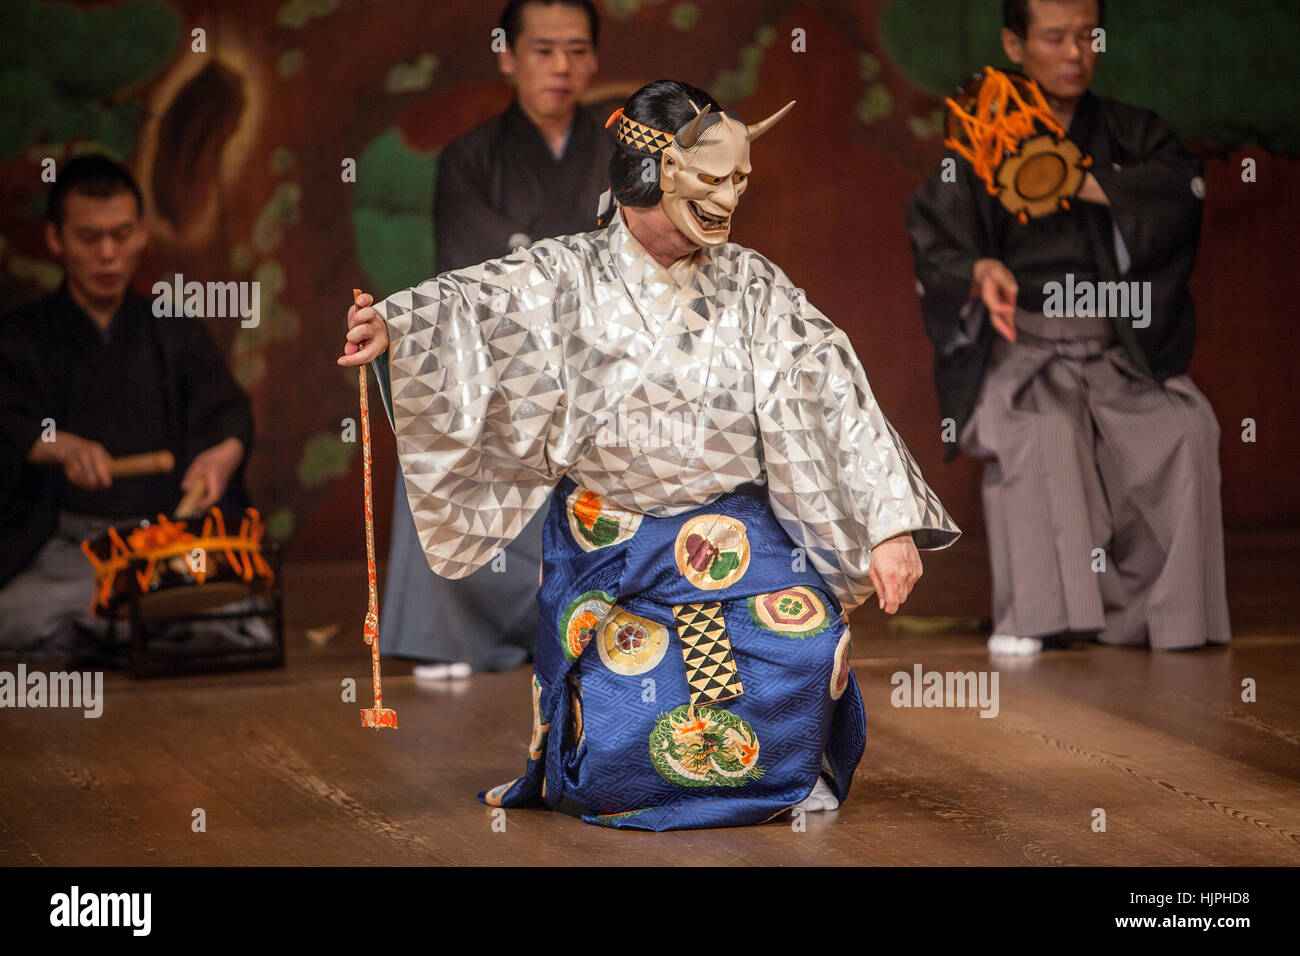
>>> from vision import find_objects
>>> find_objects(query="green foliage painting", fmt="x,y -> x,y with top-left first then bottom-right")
351,129 -> 437,294
0,0 -> 182,162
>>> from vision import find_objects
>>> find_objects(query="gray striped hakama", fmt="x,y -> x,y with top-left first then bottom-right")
959,310 -> 1231,650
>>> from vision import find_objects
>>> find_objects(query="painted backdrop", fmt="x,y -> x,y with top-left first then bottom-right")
2,0 -> 1296,558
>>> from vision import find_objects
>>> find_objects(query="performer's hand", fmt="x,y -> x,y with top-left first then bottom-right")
339,292 -> 389,366
868,532 -> 923,615
41,433 -> 113,490
181,437 -> 244,510
973,258 -> 1018,342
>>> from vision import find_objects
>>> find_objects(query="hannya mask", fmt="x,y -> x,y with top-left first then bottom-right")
609,98 -> 795,246
659,103 -> 794,246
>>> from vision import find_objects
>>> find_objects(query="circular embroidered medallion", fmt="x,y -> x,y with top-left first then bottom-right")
830,627 -> 854,701
596,608 -> 669,675
673,514 -> 750,590
649,703 -> 764,787
566,487 -> 642,551
558,590 -> 615,662
747,586 -> 831,638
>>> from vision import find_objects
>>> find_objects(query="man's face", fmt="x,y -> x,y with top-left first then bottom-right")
1002,0 -> 1100,103
499,2 -> 597,121
45,191 -> 146,307
658,118 -> 751,247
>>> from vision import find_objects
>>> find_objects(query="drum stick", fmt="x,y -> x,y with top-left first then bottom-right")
176,478 -> 208,517
109,450 -> 175,478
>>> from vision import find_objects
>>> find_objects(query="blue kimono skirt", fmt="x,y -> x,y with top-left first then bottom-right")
480,476 -> 867,830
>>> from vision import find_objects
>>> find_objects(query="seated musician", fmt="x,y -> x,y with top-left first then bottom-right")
0,154 -> 256,662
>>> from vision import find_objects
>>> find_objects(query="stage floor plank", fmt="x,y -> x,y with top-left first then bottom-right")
2,535 -> 1297,866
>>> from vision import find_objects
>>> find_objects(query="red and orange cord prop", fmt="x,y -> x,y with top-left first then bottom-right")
945,66 -> 1069,196
354,288 -> 397,730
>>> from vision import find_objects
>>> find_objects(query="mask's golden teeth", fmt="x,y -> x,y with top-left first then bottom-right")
690,202 -> 729,231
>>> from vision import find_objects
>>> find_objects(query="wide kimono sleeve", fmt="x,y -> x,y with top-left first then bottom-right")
0,307 -> 47,505
1089,105 -> 1203,276
179,316 -> 254,461
906,154 -> 1004,460
906,153 -> 999,359
1088,103 -> 1204,378
433,134 -> 522,273
751,268 -> 961,613
368,242 -> 591,579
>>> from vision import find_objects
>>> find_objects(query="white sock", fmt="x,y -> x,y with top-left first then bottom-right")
794,776 -> 840,813
413,661 -> 472,680
987,634 -> 1042,656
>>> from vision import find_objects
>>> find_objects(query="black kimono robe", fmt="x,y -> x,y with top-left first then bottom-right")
907,91 -> 1205,461
433,99 -> 615,272
0,285 -> 253,586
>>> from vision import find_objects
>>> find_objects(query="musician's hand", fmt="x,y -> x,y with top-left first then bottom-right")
973,258 -> 1018,342
182,437 -> 244,510
338,292 -> 388,367
868,532 -> 923,615
35,433 -> 114,490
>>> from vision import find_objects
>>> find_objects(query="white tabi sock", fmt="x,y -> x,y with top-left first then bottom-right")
794,776 -> 840,813
987,634 -> 1043,656
413,662 -> 472,680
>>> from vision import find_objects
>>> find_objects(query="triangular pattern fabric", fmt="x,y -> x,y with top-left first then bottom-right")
673,601 -> 744,705
373,212 -> 960,609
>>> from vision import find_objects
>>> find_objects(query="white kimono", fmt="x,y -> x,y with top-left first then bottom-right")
372,210 -> 960,612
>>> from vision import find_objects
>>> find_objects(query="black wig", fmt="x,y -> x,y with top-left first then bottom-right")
609,79 -> 724,208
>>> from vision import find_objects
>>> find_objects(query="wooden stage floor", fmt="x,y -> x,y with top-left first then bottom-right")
2,532 -> 1297,866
